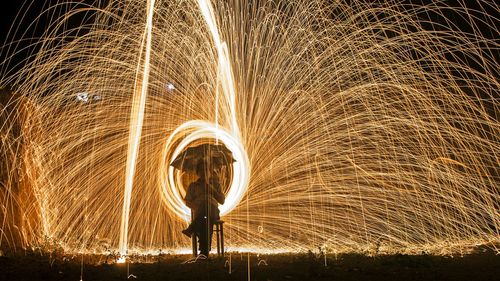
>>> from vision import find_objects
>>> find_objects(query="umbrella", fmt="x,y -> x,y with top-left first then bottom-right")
170,143 -> 235,172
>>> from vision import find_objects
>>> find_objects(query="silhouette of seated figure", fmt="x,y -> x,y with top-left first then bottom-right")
183,163 -> 225,257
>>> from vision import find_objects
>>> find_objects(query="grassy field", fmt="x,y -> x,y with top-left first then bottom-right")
0,248 -> 499,281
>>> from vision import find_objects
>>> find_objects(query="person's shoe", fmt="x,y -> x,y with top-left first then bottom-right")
182,229 -> 192,237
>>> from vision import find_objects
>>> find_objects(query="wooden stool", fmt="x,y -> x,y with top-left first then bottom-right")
191,220 -> 225,257
214,220 -> 225,257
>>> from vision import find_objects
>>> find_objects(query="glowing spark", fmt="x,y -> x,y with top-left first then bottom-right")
76,92 -> 89,102
165,83 -> 175,91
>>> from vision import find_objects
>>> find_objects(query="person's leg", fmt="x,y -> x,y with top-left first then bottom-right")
198,217 -> 208,256
198,217 -> 214,256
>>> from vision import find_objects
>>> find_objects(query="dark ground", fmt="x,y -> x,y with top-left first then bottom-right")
0,247 -> 499,281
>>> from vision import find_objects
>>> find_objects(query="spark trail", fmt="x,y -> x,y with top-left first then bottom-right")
0,0 -> 498,255
119,0 -> 157,257
159,0 -> 250,222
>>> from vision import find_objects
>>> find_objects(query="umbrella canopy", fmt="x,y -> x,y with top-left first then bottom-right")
170,143 -> 235,172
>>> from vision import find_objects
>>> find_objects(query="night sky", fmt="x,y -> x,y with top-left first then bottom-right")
0,0 -> 498,78
1,0 -> 101,77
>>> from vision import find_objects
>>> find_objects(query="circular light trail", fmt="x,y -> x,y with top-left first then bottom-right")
160,120 -> 250,221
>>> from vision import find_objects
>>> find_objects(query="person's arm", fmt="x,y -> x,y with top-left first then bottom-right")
210,177 -> 225,204
184,184 -> 196,208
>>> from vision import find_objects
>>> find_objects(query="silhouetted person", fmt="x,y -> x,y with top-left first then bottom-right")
183,163 -> 225,257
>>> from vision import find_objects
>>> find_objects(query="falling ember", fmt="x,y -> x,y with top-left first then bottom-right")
0,0 -> 498,256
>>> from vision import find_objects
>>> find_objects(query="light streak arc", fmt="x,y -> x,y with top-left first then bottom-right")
119,0 -> 156,256
159,0 -> 250,221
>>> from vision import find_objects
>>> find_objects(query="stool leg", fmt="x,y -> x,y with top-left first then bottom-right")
220,223 -> 224,257
192,233 -> 197,257
216,224 -> 221,256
